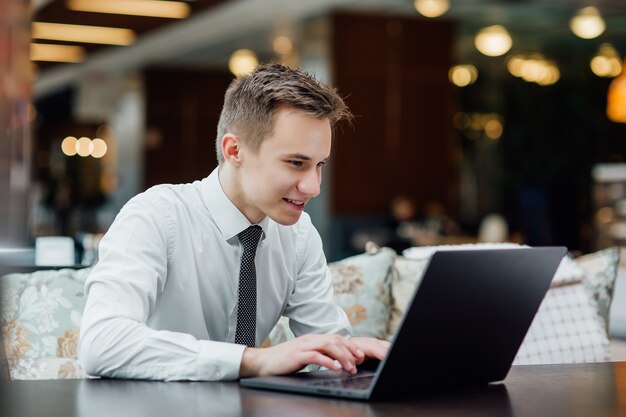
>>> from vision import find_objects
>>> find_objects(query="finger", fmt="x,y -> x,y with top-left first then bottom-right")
314,338 -> 358,373
298,335 -> 359,373
322,336 -> 365,373
300,351 -> 342,372
351,337 -> 391,361
367,340 -> 390,360
343,338 -> 366,361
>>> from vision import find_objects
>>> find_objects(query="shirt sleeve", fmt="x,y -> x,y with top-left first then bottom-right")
78,191 -> 245,381
282,214 -> 352,338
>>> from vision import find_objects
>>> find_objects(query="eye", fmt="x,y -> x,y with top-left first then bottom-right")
288,160 -> 303,168
317,161 -> 326,168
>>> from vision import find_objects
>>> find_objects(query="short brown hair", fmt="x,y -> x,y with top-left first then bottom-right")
215,63 -> 352,163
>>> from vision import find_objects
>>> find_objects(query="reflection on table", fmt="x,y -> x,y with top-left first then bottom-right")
1,362 -> 624,417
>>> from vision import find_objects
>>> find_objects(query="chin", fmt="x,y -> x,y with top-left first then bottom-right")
270,211 -> 302,226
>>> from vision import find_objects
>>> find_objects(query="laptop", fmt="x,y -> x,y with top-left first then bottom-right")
240,247 -> 567,400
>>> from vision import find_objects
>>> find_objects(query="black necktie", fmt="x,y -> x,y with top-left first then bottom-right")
234,225 -> 263,347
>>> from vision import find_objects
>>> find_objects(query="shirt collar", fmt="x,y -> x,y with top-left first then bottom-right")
201,167 -> 269,241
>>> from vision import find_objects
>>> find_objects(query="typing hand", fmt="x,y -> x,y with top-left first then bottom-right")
239,334 -> 365,378
348,336 -> 390,361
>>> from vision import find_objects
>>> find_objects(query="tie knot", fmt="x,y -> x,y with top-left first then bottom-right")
238,225 -> 262,251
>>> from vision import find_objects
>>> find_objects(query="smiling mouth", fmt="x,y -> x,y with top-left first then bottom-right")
283,198 -> 305,207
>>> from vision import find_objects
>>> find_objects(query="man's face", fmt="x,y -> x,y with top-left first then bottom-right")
237,107 -> 331,225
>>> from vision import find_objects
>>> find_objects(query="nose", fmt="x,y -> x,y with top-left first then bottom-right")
297,168 -> 321,197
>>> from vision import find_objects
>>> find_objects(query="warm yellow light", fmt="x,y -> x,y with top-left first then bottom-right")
591,44 -> 622,78
61,136 -> 78,156
414,0 -> 449,18
32,22 -> 135,46
228,49 -> 259,76
597,207 -> 615,224
475,25 -> 512,57
273,36 -> 293,55
67,0 -> 190,19
609,59 -> 624,78
470,113 -> 484,131
607,61 -> 626,123
592,56 -> 611,76
30,43 -> 85,63
90,138 -> 108,158
520,58 -> 546,83
506,56 -> 524,77
449,65 -> 478,87
76,137 -> 93,157
484,117 -> 503,140
570,7 -> 606,39
544,66 -> 560,85
508,54 -> 559,86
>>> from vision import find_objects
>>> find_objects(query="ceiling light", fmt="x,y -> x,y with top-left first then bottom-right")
507,54 -> 560,86
273,36 -> 293,55
228,49 -> 258,77
76,137 -> 93,157
31,43 -> 85,63
449,65 -> 478,87
570,7 -> 605,39
506,56 -> 524,77
32,22 -> 135,45
61,136 -> 78,156
414,0 -> 449,18
591,44 -> 622,78
91,138 -> 108,158
475,25 -> 512,57
484,117 -> 503,140
607,61 -> 626,123
67,0 -> 190,19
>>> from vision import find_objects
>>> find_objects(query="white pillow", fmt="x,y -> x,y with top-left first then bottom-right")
395,245 -> 614,364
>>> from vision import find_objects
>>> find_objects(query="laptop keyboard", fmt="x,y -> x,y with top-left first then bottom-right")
308,375 -> 374,390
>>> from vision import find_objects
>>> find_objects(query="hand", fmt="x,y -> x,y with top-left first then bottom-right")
349,337 -> 390,361
239,333 -> 365,378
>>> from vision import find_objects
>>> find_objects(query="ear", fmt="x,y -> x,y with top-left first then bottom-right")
221,133 -> 243,167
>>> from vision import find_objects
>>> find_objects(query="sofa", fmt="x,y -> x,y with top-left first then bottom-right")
0,243 -> 620,380
266,243 -> 620,367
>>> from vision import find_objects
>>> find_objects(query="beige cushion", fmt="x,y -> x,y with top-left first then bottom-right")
266,246 -> 395,345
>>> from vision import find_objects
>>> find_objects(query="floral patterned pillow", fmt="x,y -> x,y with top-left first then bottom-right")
329,246 -> 395,339
265,245 -> 396,345
387,256 -> 429,338
0,268 -> 92,380
575,247 -> 620,330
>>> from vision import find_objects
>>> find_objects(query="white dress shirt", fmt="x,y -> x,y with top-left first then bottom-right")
78,167 -> 351,381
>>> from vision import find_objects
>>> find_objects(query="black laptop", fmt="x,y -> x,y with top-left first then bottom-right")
240,247 -> 567,400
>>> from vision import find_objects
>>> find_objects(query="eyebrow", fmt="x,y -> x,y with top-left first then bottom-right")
283,153 -> 330,163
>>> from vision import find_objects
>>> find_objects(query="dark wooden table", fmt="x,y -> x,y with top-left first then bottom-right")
1,362 -> 625,417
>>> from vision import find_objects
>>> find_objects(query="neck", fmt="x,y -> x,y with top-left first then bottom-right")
218,164 -> 264,224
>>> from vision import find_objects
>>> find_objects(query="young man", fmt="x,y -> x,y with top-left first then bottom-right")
78,64 -> 389,381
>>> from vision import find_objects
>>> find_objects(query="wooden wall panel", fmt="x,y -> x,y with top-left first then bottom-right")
144,69 -> 232,188
331,12 -> 458,216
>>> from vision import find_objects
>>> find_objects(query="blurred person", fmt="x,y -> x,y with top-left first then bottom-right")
384,195 -> 419,253
478,213 -> 509,243
78,64 -> 389,381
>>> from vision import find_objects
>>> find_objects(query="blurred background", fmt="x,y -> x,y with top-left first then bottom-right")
2,0 -> 626,262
